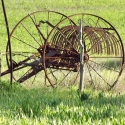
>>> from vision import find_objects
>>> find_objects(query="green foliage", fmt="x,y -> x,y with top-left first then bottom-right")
0,81 -> 125,124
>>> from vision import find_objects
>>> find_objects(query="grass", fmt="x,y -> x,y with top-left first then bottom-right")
1,0 -> 125,124
0,81 -> 125,124
1,0 -> 125,39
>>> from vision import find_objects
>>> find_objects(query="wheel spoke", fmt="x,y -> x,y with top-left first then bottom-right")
49,68 -> 58,82
88,59 -> 120,73
12,36 -> 37,49
58,70 -> 71,85
28,14 -> 46,41
87,62 -> 112,87
71,71 -> 80,85
21,23 -> 41,46
86,63 -> 95,87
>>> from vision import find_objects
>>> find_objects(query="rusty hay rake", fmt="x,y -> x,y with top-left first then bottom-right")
0,1 -> 124,91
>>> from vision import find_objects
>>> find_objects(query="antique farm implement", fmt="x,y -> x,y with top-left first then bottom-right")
1,1 -> 124,90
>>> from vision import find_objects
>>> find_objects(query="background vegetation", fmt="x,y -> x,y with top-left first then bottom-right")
0,0 -> 125,124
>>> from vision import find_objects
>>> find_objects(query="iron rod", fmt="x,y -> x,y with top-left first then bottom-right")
1,0 -> 13,84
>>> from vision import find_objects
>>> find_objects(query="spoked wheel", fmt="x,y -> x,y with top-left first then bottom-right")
43,13 -> 124,89
5,10 -> 69,85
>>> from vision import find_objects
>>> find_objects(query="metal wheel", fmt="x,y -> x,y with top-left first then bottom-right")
42,13 -> 124,89
5,10 -> 69,85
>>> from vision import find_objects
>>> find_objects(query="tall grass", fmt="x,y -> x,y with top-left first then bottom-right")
0,81 -> 125,124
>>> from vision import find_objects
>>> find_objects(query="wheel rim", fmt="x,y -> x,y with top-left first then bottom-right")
6,10 -> 69,86
43,13 -> 124,89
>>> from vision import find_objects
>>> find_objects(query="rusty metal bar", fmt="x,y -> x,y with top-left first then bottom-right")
1,0 -> 13,84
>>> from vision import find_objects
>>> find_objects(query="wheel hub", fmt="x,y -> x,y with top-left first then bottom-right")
84,53 -> 89,62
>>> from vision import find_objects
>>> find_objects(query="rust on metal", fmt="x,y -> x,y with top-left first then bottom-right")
0,11 -> 124,89
1,0 -> 13,84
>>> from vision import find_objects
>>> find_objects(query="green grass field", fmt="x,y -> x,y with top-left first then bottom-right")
1,0 -> 125,124
0,81 -> 125,125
